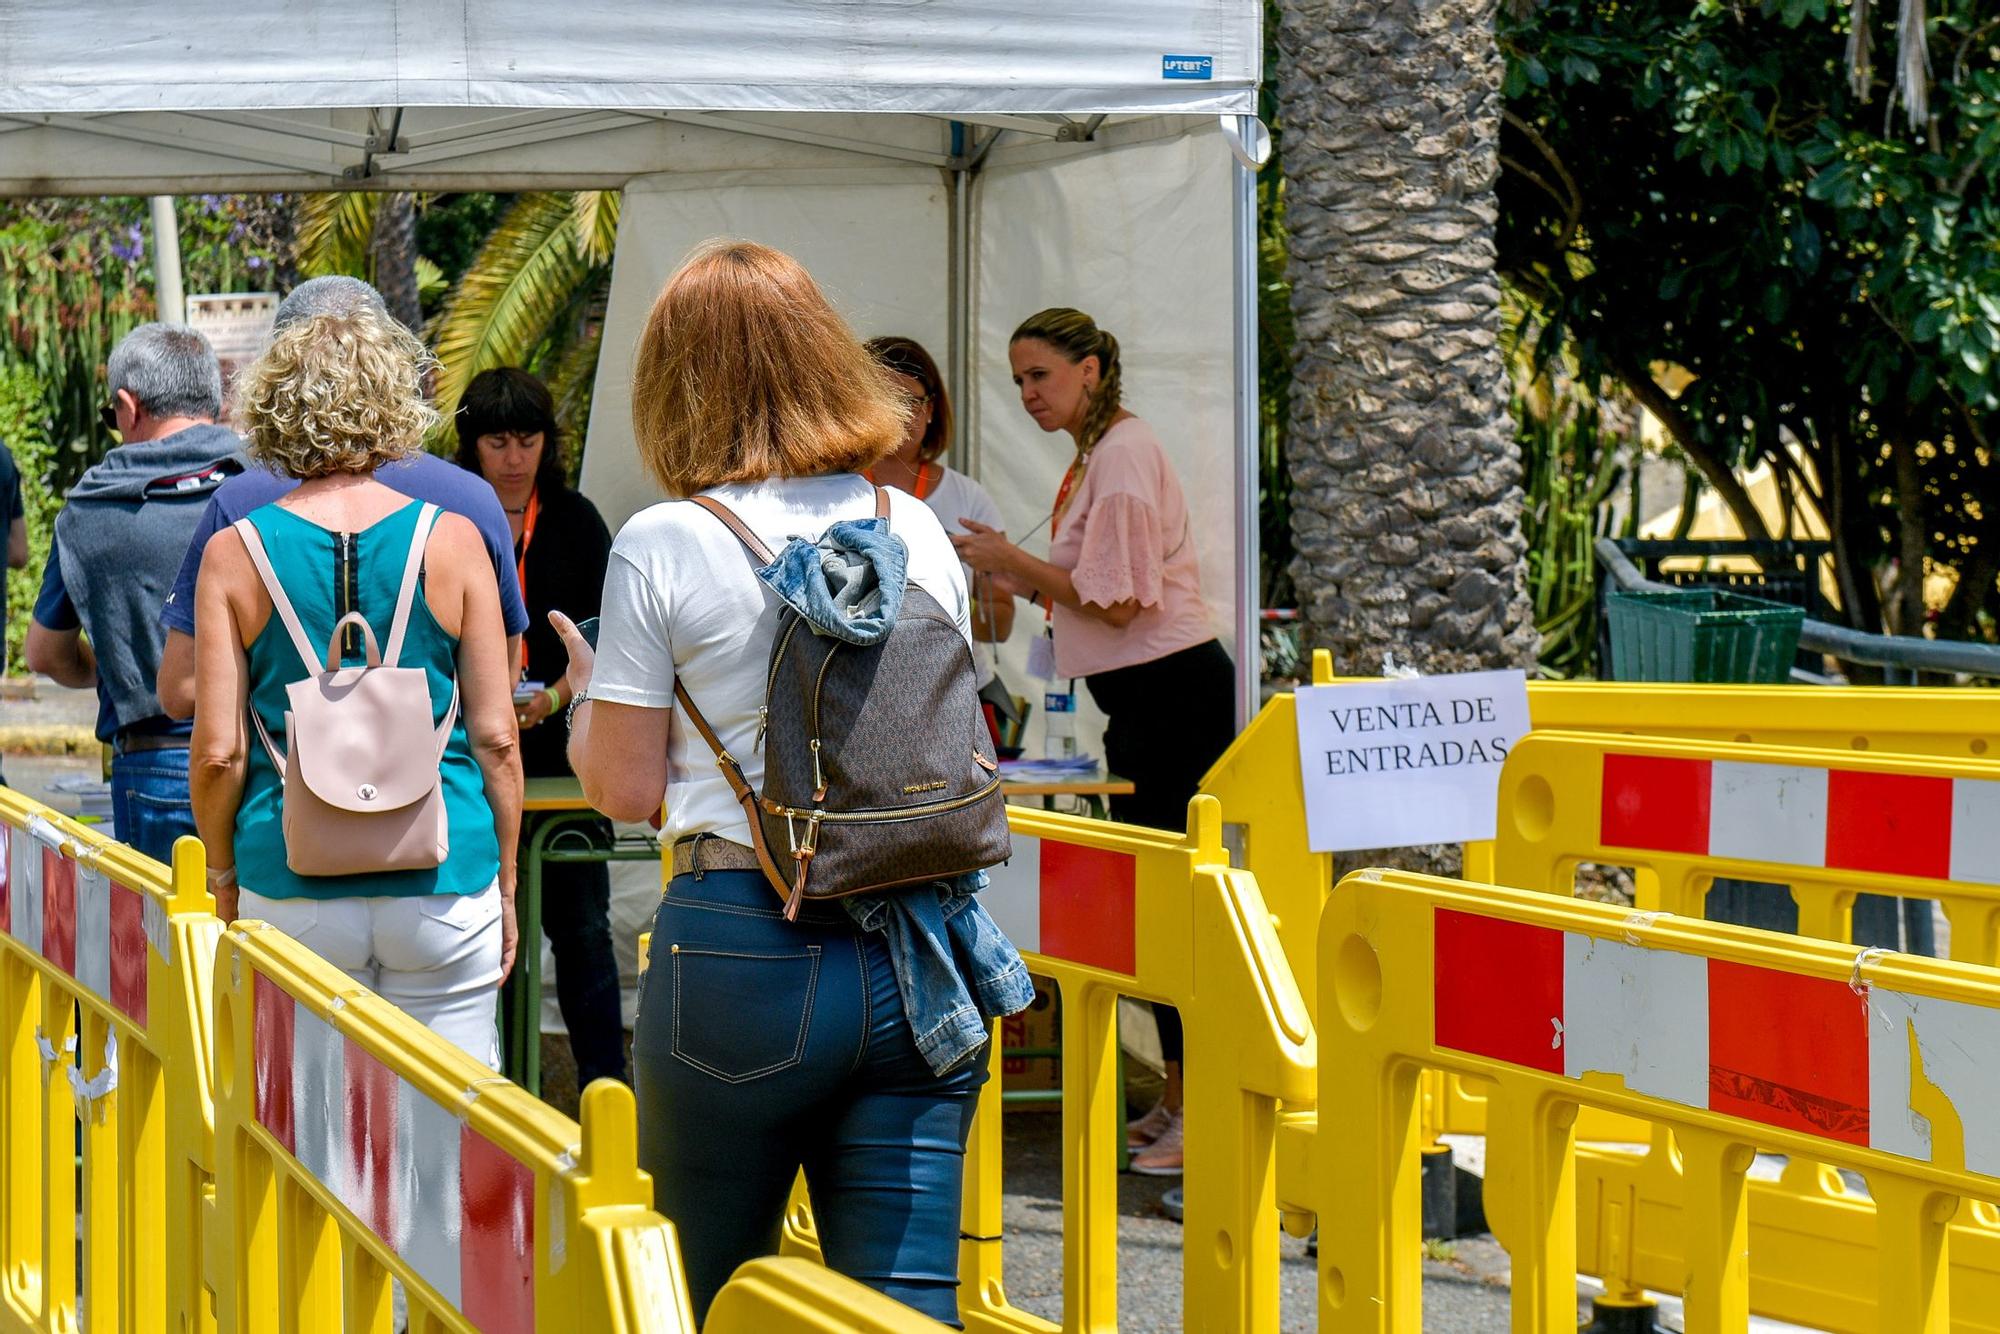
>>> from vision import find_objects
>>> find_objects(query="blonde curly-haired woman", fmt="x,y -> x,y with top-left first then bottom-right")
189,304 -> 521,1066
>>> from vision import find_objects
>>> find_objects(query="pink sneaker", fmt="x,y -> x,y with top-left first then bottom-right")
1130,1111 -> 1183,1176
1126,1100 -> 1174,1149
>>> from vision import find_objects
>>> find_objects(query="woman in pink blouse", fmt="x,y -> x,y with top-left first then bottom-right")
953,307 -> 1235,1177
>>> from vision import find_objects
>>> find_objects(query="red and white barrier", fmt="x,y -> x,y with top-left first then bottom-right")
1,820 -> 163,1023
252,974 -> 535,1332
983,834 -> 1137,975
1434,908 -> 2000,1175
1600,753 -> 2000,883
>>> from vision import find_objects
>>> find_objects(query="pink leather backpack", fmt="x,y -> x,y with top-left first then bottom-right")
233,504 -> 456,877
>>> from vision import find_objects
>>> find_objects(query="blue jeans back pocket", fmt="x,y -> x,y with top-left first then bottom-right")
671,944 -> 821,1083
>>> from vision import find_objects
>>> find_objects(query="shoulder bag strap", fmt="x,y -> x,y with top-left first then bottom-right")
671,678 -> 793,900
688,495 -> 776,565
232,517 -> 322,678
383,502 -> 441,667
873,484 -> 890,522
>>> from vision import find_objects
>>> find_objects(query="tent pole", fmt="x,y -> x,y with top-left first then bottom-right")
1229,117 -> 1261,732
149,195 -> 184,324
948,122 -> 973,471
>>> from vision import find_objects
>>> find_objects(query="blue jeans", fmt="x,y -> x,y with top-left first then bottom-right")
635,869 -> 988,1325
110,748 -> 196,867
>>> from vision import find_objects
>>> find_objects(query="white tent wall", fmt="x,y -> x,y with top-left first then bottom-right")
970,121 -> 1240,765
580,118 -> 1239,769
580,164 -> 954,534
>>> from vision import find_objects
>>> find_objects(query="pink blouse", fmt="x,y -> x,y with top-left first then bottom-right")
1048,416 -> 1215,679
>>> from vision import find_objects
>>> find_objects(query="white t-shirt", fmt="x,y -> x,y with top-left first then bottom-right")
591,475 -> 972,848
907,464 -> 1006,689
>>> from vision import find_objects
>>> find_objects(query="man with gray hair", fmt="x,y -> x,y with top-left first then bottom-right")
155,276 -> 527,715
26,322 -> 248,862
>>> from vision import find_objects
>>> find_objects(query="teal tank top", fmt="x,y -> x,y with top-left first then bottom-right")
234,499 -> 501,900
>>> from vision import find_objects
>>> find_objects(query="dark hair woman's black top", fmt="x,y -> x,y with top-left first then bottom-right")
517,483 -> 612,778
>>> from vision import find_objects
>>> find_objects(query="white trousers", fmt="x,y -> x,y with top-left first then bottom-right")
238,884 -> 504,1070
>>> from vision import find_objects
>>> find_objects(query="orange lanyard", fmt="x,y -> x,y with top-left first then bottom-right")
1045,452 -> 1090,623
513,489 -> 541,674
864,461 -> 935,500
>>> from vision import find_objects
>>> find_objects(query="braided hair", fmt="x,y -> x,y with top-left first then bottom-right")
1010,308 -> 1123,454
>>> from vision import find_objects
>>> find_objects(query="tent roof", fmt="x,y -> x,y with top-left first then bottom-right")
0,1 -> 1258,192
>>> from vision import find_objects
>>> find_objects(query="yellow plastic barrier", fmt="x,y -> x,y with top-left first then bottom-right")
0,791 -> 220,1334
1304,867 -> 2000,1331
1204,650 -> 2000,1013
707,1258 -> 953,1332
209,918 -> 694,1332
763,800 -> 1314,1331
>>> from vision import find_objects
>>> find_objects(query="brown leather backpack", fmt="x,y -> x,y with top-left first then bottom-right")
675,490 -> 1010,919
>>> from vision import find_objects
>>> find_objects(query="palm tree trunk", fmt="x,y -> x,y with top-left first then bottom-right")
369,192 -> 422,333
1276,0 -> 1537,681
1277,0 -> 1538,876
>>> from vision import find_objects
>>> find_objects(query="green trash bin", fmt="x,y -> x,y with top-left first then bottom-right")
1604,588 -> 1805,683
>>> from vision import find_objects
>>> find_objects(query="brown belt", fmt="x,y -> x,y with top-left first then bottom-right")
113,732 -> 188,756
669,836 -> 765,878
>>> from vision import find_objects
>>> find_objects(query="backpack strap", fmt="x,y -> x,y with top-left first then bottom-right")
384,503 -> 441,667
688,495 -> 776,565
671,678 -> 795,905
232,517 -> 322,678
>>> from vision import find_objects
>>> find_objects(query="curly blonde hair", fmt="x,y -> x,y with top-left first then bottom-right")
237,306 -> 439,478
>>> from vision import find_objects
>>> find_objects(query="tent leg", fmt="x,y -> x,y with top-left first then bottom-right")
1229,117 -> 1261,731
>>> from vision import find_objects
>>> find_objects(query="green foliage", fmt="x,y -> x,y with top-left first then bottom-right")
1498,0 -> 2000,638
1517,376 -> 1637,677
1,367 -> 55,675
0,195 -> 286,491
425,192 -> 618,475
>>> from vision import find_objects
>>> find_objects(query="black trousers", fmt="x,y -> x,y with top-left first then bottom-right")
1085,638 -> 1237,1066
540,823 -> 629,1088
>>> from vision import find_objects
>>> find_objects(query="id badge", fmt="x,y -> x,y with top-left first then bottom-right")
1027,633 -> 1057,682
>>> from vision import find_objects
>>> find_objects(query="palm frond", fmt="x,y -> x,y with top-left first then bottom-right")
543,276 -> 612,473
294,192 -> 380,277
414,255 -> 447,302
427,192 -> 601,423
570,191 -> 621,267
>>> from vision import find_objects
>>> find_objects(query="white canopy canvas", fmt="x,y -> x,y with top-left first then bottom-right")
0,0 -> 1264,736
1,0 -> 1263,1043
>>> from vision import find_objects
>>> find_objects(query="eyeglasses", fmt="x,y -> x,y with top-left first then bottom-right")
99,402 -> 119,432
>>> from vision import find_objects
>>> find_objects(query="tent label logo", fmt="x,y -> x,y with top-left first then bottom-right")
1161,55 -> 1213,80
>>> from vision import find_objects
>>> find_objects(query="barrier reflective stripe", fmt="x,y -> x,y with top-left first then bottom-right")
251,974 -> 536,1327
0,791 -> 221,1334
1601,752 -> 2000,882
213,921 -> 694,1332
982,834 -> 1137,973
1306,869 -> 2000,1331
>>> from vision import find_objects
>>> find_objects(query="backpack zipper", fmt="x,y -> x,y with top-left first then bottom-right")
756,616 -> 805,752
762,774 -> 1002,824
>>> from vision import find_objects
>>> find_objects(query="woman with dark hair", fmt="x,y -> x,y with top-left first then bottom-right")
454,366 -> 625,1090
863,337 -> 1014,676
951,307 -> 1235,1177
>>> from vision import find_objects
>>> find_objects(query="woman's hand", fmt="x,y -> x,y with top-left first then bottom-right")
951,519 -> 1019,575
549,610 -> 595,698
515,687 -> 557,731
498,891 -> 519,983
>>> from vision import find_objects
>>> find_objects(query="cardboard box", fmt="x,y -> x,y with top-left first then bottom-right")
1000,976 -> 1060,1098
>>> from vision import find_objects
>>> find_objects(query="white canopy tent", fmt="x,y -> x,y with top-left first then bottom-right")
0,0 -> 1266,739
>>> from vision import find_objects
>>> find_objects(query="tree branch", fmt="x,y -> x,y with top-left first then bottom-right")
1502,109 -> 1584,254
1608,355 -> 1774,542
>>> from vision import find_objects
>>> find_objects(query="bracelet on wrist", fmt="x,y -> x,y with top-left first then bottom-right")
543,686 -> 562,713
565,689 -> 591,730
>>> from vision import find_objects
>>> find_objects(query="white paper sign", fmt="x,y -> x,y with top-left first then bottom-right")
1295,670 -> 1531,852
